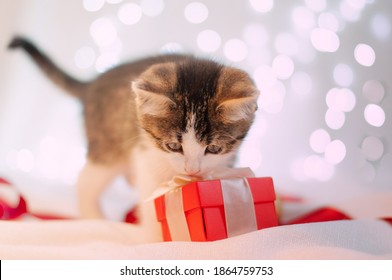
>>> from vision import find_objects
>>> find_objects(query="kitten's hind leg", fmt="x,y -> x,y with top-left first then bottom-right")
76,161 -> 123,219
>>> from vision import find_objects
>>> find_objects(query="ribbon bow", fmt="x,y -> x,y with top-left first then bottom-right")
147,167 -> 255,201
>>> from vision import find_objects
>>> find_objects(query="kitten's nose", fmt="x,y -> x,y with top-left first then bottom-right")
184,166 -> 201,176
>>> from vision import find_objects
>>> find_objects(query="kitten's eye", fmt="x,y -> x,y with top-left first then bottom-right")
206,144 -> 222,154
166,142 -> 183,153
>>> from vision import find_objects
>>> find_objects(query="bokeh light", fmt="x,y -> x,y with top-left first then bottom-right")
140,0 -> 164,17
304,155 -> 334,181
361,136 -> 384,161
326,88 -> 356,112
3,0 -> 392,199
118,3 -> 143,25
310,129 -> 331,154
340,0 -> 366,22
292,6 -> 315,29
223,39 -> 248,62
324,139 -> 346,165
362,80 -> 385,103
354,43 -> 376,67
333,64 -> 353,87
160,42 -> 184,54
364,104 -> 386,127
249,0 -> 274,13
305,0 -> 326,12
318,12 -> 339,32
325,109 -> 345,130
197,29 -> 221,52
184,2 -> 209,24
371,13 -> 390,40
90,17 -> 117,47
83,0 -> 105,12
311,28 -> 340,52
272,55 -> 294,80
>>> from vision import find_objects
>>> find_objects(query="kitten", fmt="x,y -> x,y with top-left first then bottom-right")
8,37 -> 259,241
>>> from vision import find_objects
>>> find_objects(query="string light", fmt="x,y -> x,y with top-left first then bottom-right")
4,0 -> 391,189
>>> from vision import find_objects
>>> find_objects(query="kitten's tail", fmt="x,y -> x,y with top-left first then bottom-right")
8,36 -> 87,98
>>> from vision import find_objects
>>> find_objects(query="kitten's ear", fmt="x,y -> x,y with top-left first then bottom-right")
132,63 -> 177,116
216,68 -> 259,123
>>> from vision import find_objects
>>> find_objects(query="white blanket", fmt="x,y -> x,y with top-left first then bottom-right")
1,219 -> 391,259
1,179 -> 392,260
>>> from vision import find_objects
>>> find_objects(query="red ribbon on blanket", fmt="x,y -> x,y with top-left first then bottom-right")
0,177 -> 11,185
282,207 -> 351,225
1,176 -> 391,227
0,177 -> 137,222
0,178 -> 27,220
0,193 -> 27,220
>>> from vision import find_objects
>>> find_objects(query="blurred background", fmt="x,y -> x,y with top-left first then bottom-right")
0,0 -> 391,219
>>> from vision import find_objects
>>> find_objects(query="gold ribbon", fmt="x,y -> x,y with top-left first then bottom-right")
153,167 -> 258,241
220,178 -> 258,238
164,188 -> 192,241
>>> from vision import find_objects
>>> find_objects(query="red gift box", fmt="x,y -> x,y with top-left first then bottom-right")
154,177 -> 278,242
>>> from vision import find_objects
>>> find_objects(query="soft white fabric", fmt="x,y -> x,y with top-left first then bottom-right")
1,181 -> 392,260
0,219 -> 391,259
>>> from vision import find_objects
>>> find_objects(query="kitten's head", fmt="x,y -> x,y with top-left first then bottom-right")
132,57 -> 259,176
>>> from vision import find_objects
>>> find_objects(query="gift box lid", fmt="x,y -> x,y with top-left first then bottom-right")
155,177 -> 275,221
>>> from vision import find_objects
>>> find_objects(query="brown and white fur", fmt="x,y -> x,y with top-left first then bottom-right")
8,37 -> 259,241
